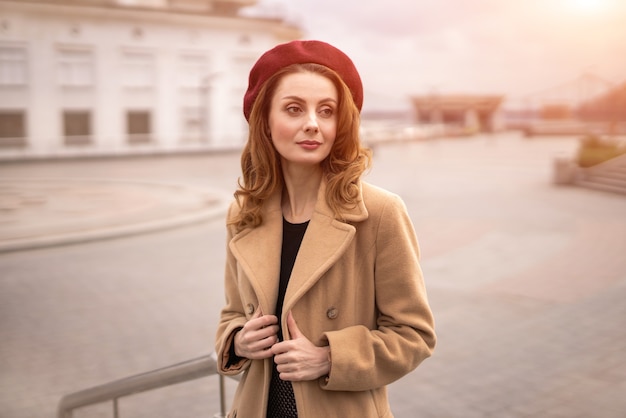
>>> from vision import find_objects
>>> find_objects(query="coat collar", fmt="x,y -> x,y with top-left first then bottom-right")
228,179 -> 368,316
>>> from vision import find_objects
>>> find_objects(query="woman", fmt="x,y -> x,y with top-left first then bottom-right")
215,40 -> 436,418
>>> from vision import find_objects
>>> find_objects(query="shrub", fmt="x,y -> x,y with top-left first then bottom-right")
576,135 -> 626,167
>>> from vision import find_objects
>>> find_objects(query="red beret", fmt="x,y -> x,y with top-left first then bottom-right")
243,40 -> 363,121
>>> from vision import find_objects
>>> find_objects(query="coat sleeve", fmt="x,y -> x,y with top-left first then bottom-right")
321,193 -> 436,391
214,203 -> 251,375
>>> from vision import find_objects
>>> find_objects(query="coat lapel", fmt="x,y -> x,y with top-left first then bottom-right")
228,191 -> 283,314
229,180 -> 370,321
283,180 -> 369,316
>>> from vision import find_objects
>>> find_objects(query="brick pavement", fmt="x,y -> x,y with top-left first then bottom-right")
1,132 -> 625,417
369,135 -> 626,417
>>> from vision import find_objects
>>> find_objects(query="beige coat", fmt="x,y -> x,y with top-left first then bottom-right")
215,181 -> 436,418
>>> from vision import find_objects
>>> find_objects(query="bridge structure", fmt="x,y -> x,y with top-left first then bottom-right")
504,72 -> 626,135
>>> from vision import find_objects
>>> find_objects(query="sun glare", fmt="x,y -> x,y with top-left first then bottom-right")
570,0 -> 612,14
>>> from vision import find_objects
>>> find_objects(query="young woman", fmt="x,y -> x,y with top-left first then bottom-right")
215,40 -> 436,418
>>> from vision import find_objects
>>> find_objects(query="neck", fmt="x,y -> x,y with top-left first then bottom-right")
281,162 -> 323,224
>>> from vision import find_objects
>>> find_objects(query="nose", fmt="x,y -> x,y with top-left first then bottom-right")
303,112 -> 319,134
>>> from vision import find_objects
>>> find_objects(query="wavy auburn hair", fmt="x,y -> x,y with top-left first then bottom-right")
230,63 -> 372,231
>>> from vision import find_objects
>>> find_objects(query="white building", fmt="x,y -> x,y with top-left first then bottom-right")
0,0 -> 301,160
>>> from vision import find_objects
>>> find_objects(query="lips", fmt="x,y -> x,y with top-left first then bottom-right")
297,140 -> 322,150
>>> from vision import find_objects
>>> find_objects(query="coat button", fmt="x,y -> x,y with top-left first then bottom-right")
326,307 -> 338,319
246,303 -> 255,315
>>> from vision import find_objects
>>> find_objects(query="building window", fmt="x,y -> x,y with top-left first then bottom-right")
181,107 -> 203,142
0,46 -> 27,86
127,110 -> 151,143
122,51 -> 154,88
178,54 -> 208,89
63,110 -> 91,145
57,48 -> 93,87
0,110 -> 27,147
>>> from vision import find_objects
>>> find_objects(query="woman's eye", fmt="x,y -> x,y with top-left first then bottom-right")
286,106 -> 302,114
319,107 -> 334,117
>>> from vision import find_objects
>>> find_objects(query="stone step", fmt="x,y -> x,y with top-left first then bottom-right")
584,172 -> 626,186
576,180 -> 626,195
589,165 -> 626,176
574,154 -> 626,195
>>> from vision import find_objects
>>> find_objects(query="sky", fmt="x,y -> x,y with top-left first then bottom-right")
243,0 -> 626,112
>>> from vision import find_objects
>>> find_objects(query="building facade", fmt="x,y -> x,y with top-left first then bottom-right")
0,0 -> 301,160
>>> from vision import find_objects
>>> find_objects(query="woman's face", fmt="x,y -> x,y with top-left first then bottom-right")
268,71 -> 338,168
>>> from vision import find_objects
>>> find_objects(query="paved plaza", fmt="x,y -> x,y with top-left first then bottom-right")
1,132 -> 625,417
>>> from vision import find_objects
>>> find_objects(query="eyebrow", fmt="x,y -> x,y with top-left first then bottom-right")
280,95 -> 337,104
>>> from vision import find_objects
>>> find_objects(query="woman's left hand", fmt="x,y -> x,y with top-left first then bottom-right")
271,311 -> 330,382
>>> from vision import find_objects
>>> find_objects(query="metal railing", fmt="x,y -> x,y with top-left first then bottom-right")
57,352 -> 238,418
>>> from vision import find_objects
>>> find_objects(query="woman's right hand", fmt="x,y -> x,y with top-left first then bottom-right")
234,307 -> 279,360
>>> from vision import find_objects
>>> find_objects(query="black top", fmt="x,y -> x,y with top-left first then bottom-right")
267,217 -> 309,418
275,218 -> 309,324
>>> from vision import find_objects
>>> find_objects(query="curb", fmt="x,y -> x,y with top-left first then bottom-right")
0,178 -> 232,253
